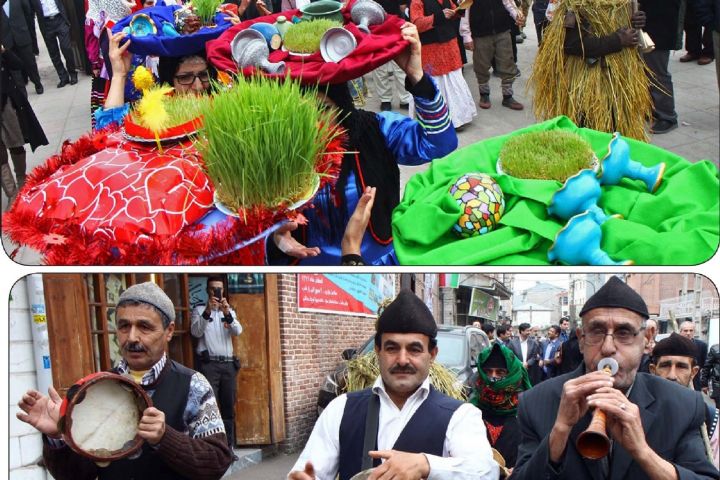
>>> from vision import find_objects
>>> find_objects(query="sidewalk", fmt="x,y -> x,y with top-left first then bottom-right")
224,451 -> 299,479
3,20 -> 719,264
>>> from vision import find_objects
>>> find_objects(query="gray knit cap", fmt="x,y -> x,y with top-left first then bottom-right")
118,282 -> 176,327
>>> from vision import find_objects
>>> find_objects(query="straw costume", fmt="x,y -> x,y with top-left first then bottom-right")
529,0 -> 653,141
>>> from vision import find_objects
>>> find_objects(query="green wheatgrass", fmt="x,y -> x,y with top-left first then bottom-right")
283,19 -> 342,54
197,75 -> 342,212
499,130 -> 595,181
191,0 -> 222,24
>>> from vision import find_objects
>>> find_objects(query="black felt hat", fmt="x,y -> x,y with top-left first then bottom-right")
376,290 -> 437,341
579,276 -> 649,319
652,333 -> 698,362
482,342 -> 508,369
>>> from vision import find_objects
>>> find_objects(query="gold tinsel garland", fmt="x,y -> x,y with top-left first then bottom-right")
529,0 -> 653,141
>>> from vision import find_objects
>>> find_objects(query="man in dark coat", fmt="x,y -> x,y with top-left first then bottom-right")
641,0 -> 683,134
512,276 -> 718,480
508,322 -> 542,385
0,0 -> 44,93
29,0 -> 77,87
693,0 -> 720,88
1,46 -> 47,204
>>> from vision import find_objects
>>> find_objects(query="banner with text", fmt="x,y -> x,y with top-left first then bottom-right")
297,274 -> 396,317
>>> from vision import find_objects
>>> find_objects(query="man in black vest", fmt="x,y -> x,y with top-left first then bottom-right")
512,276 -> 718,480
17,282 -> 233,480
289,290 -> 499,480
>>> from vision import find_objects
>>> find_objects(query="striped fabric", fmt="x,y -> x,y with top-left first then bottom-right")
414,85 -> 453,135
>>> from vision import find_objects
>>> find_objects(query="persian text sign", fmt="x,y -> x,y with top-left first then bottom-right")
297,274 -> 396,317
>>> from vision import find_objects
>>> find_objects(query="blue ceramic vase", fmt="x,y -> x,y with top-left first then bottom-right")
599,133 -> 666,192
548,212 -> 632,266
548,169 -> 611,224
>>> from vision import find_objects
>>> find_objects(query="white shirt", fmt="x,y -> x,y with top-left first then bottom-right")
520,339 -> 528,363
190,305 -> 242,357
38,0 -> 59,18
290,376 -> 499,480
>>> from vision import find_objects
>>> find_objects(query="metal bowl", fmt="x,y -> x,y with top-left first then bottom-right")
320,27 -> 357,62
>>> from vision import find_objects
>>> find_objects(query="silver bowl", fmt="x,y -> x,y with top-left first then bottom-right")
320,27 -> 357,62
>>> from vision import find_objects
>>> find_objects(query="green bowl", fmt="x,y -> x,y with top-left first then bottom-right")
300,0 -> 344,22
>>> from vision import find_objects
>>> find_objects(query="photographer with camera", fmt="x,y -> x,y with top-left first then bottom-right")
191,276 -> 243,452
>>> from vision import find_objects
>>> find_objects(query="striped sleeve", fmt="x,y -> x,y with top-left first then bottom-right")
377,76 -> 458,166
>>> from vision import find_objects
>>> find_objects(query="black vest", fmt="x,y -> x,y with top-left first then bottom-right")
99,360 -> 194,480
418,0 -> 460,45
468,0 -> 512,37
338,387 -> 463,480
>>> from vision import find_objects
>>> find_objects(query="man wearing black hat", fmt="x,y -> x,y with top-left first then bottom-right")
289,290 -> 499,480
17,282 -> 233,480
512,276 -> 718,480
650,333 -> 719,469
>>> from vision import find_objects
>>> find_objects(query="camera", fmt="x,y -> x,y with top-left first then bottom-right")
212,287 -> 222,300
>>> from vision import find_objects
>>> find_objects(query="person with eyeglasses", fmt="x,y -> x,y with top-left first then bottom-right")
96,30 -> 213,130
512,276 -> 718,480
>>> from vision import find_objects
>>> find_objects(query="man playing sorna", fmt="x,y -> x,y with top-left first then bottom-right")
512,276 -> 718,480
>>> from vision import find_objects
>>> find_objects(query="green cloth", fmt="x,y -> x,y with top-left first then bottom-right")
392,116 -> 719,265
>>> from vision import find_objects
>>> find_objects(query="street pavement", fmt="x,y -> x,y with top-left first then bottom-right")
225,452 -> 300,479
2,19 -> 719,264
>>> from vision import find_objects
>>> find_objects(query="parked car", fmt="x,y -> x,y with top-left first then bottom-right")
317,325 -> 491,414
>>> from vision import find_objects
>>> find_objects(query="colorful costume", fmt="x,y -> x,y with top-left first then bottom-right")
410,0 -> 477,128
267,75 -> 457,265
470,342 -> 532,469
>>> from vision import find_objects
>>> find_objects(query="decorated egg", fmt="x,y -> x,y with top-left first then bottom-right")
449,173 -> 505,238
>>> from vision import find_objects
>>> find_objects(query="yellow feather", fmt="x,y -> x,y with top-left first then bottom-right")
132,66 -> 155,92
136,86 -> 174,134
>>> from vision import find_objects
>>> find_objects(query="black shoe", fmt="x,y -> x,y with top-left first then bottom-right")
35,83 -> 44,94
399,102 -> 409,109
57,78 -> 69,88
380,101 -> 392,111
650,119 -> 678,134
516,35 -> 524,44
69,72 -> 78,85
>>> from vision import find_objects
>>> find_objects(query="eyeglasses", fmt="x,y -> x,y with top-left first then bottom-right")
175,71 -> 210,85
583,327 -> 643,346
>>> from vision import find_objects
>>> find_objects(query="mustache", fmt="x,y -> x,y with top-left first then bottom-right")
124,342 -> 146,353
389,364 -> 417,374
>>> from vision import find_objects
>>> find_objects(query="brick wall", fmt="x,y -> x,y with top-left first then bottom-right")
277,274 -> 378,452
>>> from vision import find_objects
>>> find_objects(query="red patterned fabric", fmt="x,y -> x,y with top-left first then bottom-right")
13,136 -> 213,244
3,127 -> 346,265
205,0 -> 409,85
